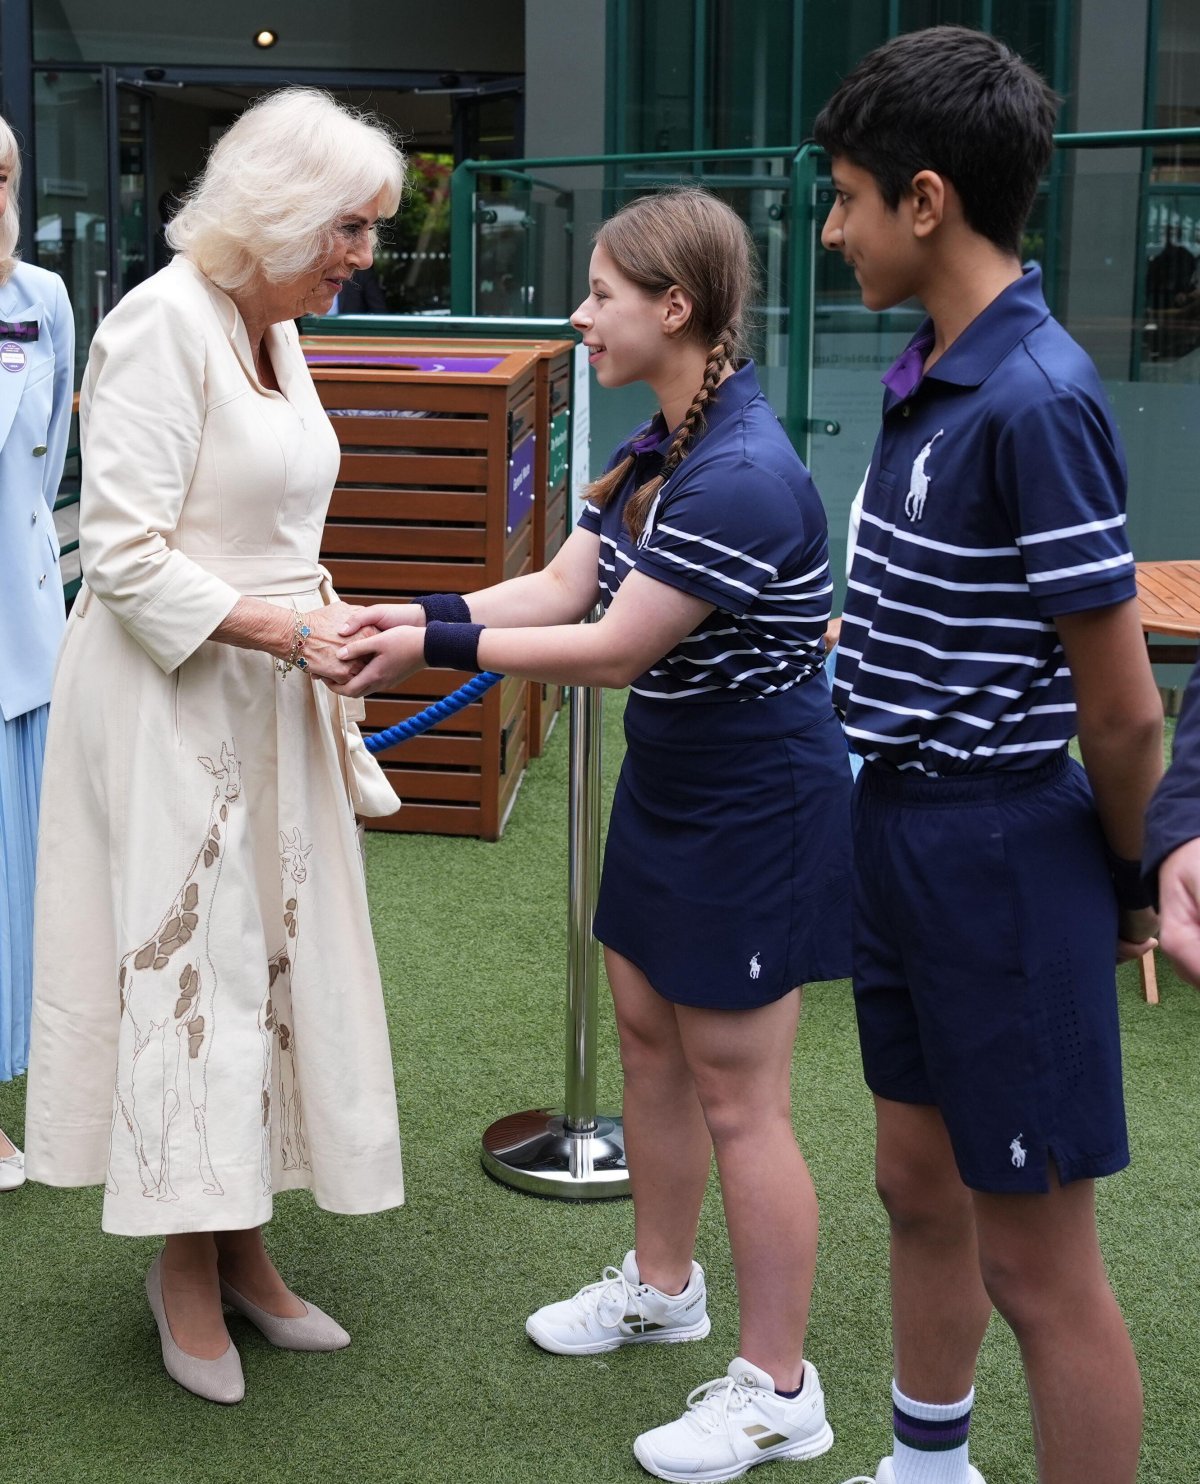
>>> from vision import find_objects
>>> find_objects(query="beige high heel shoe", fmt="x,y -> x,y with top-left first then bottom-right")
219,1276 -> 351,1351
146,1253 -> 245,1404
0,1128 -> 24,1192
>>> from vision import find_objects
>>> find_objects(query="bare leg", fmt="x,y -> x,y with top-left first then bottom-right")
974,1172 -> 1141,1484
676,990 -> 813,1390
160,1231 -> 231,1359
875,1097 -> 992,1401
215,1226 -> 307,1317
606,949 -> 712,1296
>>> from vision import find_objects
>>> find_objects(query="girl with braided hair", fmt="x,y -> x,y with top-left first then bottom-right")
336,186 -> 852,1481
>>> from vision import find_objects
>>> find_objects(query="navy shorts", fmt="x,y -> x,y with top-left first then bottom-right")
852,749 -> 1129,1194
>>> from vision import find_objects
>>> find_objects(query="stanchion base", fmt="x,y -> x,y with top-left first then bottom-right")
482,1109 -> 630,1200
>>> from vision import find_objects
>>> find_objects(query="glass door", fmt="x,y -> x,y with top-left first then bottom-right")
31,68 -> 152,371
32,69 -> 108,378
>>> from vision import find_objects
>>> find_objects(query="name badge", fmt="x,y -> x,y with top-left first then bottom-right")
0,342 -> 27,372
0,319 -> 39,342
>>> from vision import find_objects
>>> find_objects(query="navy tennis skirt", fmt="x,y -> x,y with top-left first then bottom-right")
593,685 -> 853,1010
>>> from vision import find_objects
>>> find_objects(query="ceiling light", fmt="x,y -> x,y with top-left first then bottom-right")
253,29 -> 279,48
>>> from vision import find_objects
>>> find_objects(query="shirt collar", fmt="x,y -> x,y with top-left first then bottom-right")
628,359 -> 763,457
882,264 -> 1052,406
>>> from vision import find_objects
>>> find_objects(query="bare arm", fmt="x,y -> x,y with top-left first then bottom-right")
1055,598 -> 1164,952
333,567 -> 714,698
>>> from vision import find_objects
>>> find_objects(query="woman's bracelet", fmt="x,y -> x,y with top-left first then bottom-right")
424,620 -> 484,672
415,592 -> 472,624
274,611 -> 311,676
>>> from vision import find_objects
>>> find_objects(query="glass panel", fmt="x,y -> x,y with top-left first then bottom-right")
797,3 -> 888,140
374,153 -> 453,313
989,0 -> 1064,85
621,0 -> 697,154
895,1 -> 983,29
1151,0 -> 1200,130
708,0 -> 793,150
117,87 -> 151,299
32,70 -> 108,379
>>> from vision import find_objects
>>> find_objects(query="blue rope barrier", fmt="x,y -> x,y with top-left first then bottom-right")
364,671 -> 503,754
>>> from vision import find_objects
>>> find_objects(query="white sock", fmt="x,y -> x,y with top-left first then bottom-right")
891,1380 -> 975,1484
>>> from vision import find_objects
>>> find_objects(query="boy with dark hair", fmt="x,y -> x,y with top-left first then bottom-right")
814,26 -> 1161,1484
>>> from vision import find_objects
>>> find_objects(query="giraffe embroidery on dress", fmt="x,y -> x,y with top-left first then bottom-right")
904,429 -> 944,522
257,828 -> 313,1193
107,741 -> 242,1201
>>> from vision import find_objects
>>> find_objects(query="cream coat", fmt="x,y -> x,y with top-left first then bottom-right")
25,257 -> 404,1235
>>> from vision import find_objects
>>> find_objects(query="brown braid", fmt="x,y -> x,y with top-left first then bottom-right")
582,335 -> 734,537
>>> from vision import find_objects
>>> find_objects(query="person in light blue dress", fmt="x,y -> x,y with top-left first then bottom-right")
0,115 -> 75,1187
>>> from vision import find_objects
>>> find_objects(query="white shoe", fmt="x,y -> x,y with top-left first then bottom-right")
633,1356 -> 834,1482
0,1139 -> 25,1192
841,1460 -> 986,1484
525,1250 -> 710,1356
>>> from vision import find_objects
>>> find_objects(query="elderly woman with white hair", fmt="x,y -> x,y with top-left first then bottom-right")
24,88 -> 406,1405
0,115 -> 74,1192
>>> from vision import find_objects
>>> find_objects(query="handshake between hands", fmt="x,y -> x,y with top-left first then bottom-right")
314,602 -> 428,698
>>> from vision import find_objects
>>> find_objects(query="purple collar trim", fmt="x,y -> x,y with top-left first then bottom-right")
630,418 -> 669,456
882,330 -> 935,401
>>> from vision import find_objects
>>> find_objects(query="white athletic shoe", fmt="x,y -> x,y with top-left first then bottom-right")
633,1356 -> 834,1482
525,1250 -> 710,1356
841,1460 -> 985,1484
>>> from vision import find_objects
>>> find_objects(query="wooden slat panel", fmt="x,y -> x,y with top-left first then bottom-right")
366,802 -> 482,836
326,415 -> 488,449
377,767 -> 482,803
368,733 -> 482,768
315,378 -> 501,415
1136,561 -> 1200,639
321,523 -> 487,559
503,529 -> 533,583
338,452 -> 487,487
324,559 -> 485,592
328,487 -> 487,522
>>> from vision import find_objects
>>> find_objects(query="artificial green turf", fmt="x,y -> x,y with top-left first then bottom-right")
2,700 -> 1198,1483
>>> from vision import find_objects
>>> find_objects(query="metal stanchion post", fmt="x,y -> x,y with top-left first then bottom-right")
481,629 -> 630,1198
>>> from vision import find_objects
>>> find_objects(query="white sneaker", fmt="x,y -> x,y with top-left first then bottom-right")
841,1460 -> 986,1484
634,1356 -> 834,1482
525,1250 -> 710,1355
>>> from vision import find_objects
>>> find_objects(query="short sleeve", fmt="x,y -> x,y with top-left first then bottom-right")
633,456 -> 809,616
996,390 -> 1137,617
576,500 -> 602,535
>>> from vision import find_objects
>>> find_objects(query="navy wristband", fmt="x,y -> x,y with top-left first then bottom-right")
424,620 -> 484,672
415,592 -> 471,624
1107,849 -> 1155,912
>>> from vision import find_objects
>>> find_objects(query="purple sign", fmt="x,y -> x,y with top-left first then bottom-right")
507,434 -> 537,535
304,351 -> 505,374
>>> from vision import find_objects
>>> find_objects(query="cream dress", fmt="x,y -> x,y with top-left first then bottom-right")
25,256 -> 405,1236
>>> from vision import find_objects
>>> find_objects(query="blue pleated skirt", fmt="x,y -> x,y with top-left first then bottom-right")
1,704 -> 48,1080
593,686 -> 853,1010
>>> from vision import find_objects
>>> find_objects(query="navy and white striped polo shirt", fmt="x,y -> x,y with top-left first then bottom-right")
577,362 -> 832,703
835,266 -> 1136,773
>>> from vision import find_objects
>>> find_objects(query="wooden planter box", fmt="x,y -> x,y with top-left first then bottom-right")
305,334 -> 574,757
307,345 -> 546,839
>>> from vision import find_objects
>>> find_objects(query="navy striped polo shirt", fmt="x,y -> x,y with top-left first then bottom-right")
835,266 -> 1136,773
578,362 -> 833,703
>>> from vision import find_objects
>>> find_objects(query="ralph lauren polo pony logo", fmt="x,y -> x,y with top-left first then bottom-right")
904,429 -> 944,522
